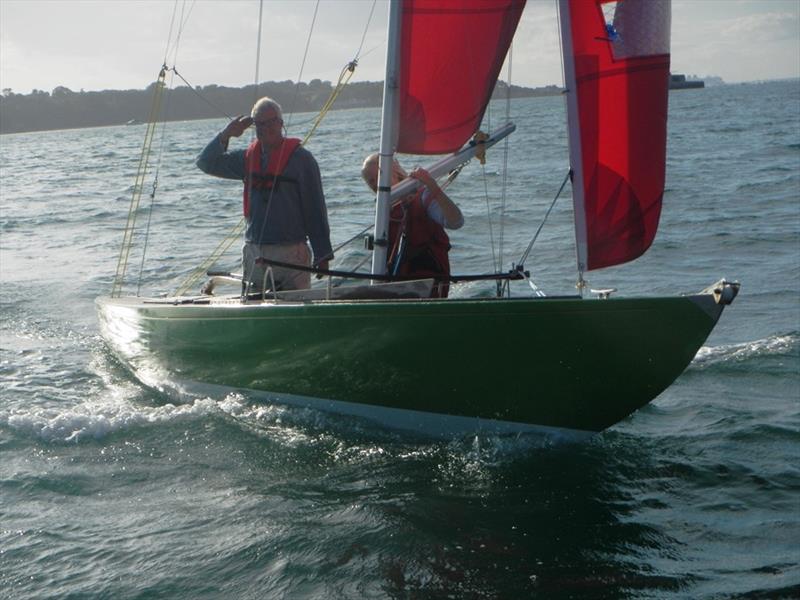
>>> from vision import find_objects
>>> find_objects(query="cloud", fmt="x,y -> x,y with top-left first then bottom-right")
720,10 -> 799,40
671,2 -> 799,81
2,0 -> 799,95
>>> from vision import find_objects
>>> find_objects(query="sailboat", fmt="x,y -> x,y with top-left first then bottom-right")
96,0 -> 738,440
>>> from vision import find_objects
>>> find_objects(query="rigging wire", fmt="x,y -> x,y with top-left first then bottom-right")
179,0 -> 196,32
554,0 -> 583,290
283,0 -> 320,133
355,1 -> 377,59
162,2 -> 180,67
136,1 -> 194,295
251,0 -> 319,252
301,0 -> 376,143
170,69 -> 233,120
498,44 -> 514,296
517,169 -> 570,268
113,0 -> 201,296
136,65 -> 180,296
480,164 -> 499,275
172,0 -> 195,63
253,0 -> 265,104
113,0 -> 177,297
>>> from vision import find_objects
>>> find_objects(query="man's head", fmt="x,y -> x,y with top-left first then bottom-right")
251,97 -> 284,148
361,153 -> 407,193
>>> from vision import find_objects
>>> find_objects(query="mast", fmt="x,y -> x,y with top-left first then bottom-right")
558,0 -> 588,288
371,0 -> 404,277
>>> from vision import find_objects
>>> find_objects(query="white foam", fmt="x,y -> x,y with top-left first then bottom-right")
0,395 -> 222,443
693,333 -> 798,366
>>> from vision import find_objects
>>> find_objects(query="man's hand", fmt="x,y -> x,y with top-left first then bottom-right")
220,115 -> 253,144
315,259 -> 330,279
408,167 -> 437,190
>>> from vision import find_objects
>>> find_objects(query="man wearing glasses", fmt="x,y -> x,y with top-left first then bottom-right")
197,96 -> 333,292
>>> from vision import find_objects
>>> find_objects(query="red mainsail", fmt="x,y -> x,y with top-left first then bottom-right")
396,0 -> 525,155
562,0 -> 671,271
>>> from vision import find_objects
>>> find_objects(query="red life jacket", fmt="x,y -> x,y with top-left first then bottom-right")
242,137 -> 302,217
388,190 -> 452,298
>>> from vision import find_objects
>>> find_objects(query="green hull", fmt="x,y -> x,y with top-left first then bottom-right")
96,285 -> 735,435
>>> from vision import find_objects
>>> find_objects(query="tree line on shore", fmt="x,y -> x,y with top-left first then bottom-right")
0,80 -> 562,135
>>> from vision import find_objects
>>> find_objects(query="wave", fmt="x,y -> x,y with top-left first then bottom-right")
0,382 -> 573,478
692,332 -> 799,370
0,393 -> 225,444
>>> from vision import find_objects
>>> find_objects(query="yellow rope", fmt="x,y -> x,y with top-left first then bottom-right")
172,61 -> 357,297
111,68 -> 167,297
302,61 -> 357,144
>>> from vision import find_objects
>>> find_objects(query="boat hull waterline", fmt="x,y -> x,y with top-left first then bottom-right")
96,282 -> 736,437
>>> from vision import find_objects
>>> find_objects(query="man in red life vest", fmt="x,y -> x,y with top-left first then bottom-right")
197,97 -> 332,292
361,153 -> 464,298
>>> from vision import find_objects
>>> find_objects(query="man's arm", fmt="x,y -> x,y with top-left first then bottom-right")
410,168 -> 464,230
297,151 -> 334,267
195,116 -> 252,180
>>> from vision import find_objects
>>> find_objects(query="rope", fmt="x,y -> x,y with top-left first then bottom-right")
301,60 -> 357,144
131,0 -> 196,296
136,65 -> 181,295
136,170 -> 159,297
111,67 -> 167,297
113,0 -> 203,297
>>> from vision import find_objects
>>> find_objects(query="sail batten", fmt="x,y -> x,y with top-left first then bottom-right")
561,0 -> 672,271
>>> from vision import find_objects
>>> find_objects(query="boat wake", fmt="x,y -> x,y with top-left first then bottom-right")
0,391 -> 223,444
692,332 -> 799,370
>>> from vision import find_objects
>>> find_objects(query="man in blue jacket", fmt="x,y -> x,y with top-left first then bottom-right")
197,97 -> 332,292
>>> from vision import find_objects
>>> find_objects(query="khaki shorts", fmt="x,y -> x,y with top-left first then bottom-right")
243,241 -> 311,292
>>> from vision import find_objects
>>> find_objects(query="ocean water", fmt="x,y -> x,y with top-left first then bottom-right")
1,80 -> 799,599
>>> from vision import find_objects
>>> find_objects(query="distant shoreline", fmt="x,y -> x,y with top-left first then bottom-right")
3,77 -> 794,135
0,80 -> 563,135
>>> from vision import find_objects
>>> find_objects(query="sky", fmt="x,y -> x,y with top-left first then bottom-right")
1,0 -> 798,95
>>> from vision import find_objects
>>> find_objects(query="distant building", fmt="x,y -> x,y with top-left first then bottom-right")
669,74 -> 704,90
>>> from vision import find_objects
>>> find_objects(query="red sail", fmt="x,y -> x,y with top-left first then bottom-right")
564,0 -> 671,271
397,0 -> 525,155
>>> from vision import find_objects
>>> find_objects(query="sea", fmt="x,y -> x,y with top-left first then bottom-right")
1,79 -> 798,599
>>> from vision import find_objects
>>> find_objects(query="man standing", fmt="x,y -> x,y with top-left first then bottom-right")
197,97 -> 332,291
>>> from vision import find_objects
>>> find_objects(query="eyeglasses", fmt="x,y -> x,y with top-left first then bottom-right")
254,116 -> 282,128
